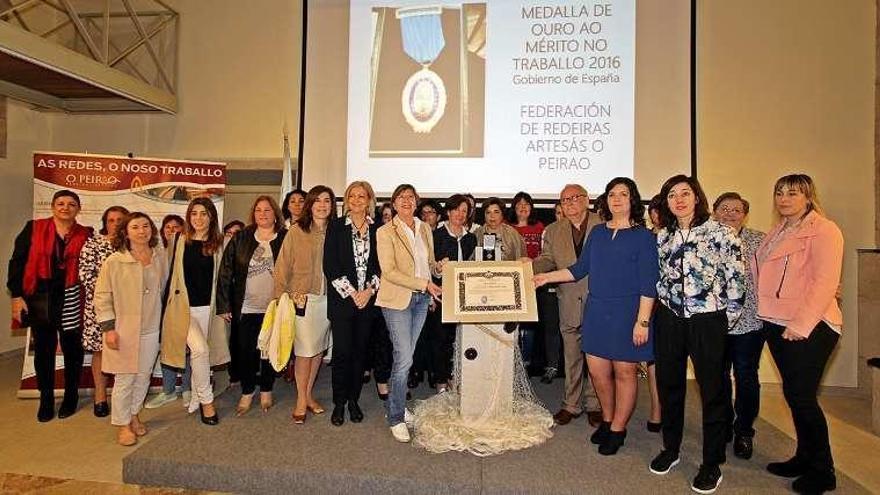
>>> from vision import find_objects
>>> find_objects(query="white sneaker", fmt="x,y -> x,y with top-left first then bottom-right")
404,408 -> 415,425
390,423 -> 411,443
144,392 -> 178,409
182,391 -> 192,409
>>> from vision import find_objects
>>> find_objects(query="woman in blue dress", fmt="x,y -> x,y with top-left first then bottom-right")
534,177 -> 658,455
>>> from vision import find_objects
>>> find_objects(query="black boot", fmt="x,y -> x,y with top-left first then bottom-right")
598,429 -> 626,456
792,469 -> 836,494
767,456 -> 809,478
37,393 -> 55,423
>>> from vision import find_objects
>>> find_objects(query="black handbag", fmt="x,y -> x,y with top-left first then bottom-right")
160,233 -> 180,324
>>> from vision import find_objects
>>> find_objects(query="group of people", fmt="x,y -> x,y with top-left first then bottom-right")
6,172 -> 842,495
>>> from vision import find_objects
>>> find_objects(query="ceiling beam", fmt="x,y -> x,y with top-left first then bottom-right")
58,0 -> 103,62
121,0 -> 171,91
0,21 -> 176,113
0,78 -> 67,111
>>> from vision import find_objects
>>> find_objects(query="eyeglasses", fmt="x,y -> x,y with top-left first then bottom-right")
560,194 -> 586,204
719,206 -> 744,214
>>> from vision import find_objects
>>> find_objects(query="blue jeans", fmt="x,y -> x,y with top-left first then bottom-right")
161,356 -> 192,395
723,331 -> 765,437
382,292 -> 431,426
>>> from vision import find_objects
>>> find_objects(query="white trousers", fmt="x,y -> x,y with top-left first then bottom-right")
111,331 -> 160,426
186,306 -> 213,412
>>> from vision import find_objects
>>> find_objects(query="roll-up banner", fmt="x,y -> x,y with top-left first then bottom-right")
17,151 -> 226,398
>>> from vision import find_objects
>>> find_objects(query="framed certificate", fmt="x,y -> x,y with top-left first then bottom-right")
441,261 -> 538,323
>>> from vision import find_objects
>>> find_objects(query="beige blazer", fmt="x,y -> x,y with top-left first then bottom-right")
473,223 -> 527,261
532,214 -> 601,330
161,234 -> 229,369
375,216 -> 437,310
94,248 -> 168,374
273,223 -> 326,299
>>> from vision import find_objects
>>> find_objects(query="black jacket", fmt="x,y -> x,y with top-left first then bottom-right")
432,225 -> 477,284
323,216 -> 381,320
215,225 -> 287,318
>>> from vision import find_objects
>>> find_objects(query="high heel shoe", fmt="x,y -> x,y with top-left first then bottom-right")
590,422 -> 610,445
117,426 -> 137,446
292,408 -> 307,424
235,393 -> 254,417
376,383 -> 389,401
306,403 -> 325,415
93,401 -> 110,418
130,416 -> 148,436
199,404 -> 219,425
647,420 -> 662,433
598,429 -> 626,456
260,392 -> 273,413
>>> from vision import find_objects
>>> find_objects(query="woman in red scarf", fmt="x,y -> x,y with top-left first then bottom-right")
7,190 -> 92,422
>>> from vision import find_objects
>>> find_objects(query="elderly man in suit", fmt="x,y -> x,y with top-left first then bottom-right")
532,184 -> 603,426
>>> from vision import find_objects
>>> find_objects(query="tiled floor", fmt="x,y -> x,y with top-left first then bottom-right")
0,352 -> 877,493
0,472 -> 221,494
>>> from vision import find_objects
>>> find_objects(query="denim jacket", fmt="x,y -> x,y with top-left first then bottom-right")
656,219 -> 746,327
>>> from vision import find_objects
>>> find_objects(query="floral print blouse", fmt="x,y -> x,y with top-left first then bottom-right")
656,219 -> 746,327
78,235 -> 115,351
730,227 -> 765,335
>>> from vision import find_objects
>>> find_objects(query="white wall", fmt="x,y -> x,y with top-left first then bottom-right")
698,0 -> 876,387
0,101 -> 52,354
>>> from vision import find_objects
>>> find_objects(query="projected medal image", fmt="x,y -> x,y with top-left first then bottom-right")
368,3 -> 486,157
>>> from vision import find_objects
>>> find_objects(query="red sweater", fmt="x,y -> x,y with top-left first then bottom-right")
511,222 -> 545,259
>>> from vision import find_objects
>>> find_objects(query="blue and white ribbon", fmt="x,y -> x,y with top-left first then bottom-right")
398,9 -> 445,65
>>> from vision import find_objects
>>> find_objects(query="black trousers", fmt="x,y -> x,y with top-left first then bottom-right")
32,324 -> 84,401
723,331 -> 765,437
427,307 -> 454,384
31,287 -> 83,401
410,311 -> 433,380
537,288 -> 561,370
764,321 -> 838,473
330,307 -> 377,405
654,305 -> 729,466
237,313 -> 277,395
367,311 -> 392,384
228,318 -> 241,384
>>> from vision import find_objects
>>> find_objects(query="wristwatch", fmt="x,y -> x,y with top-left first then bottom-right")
638,320 -> 649,328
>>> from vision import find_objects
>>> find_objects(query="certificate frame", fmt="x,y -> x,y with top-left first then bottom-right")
441,260 -> 538,323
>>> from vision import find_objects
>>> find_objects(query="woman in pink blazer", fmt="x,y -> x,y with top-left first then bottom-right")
754,174 -> 843,494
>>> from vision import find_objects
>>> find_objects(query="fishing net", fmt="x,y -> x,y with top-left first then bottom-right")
412,324 -> 554,456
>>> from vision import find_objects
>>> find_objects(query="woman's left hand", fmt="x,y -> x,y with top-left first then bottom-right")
426,281 -> 443,302
632,322 -> 649,347
781,328 -> 806,341
105,330 -> 120,350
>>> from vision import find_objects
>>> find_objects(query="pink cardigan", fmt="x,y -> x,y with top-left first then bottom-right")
753,210 -> 843,337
